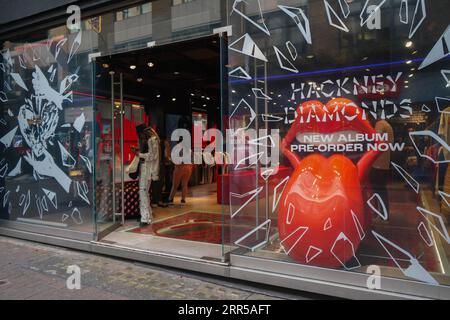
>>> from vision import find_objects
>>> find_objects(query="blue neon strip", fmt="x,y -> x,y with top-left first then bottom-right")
230,57 -> 426,85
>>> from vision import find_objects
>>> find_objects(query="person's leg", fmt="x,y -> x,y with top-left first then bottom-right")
169,165 -> 182,201
181,165 -> 193,202
139,166 -> 152,224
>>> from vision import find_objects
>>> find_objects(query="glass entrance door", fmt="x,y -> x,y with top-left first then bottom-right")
111,72 -> 125,226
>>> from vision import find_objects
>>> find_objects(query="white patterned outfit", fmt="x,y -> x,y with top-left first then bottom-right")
138,134 -> 160,224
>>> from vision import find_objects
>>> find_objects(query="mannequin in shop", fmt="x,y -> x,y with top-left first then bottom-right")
370,117 -> 394,215
135,124 -> 161,226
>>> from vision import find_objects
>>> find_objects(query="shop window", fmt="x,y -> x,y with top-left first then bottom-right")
115,2 -> 152,22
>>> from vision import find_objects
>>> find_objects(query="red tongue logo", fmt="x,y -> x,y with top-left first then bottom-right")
278,98 -> 381,268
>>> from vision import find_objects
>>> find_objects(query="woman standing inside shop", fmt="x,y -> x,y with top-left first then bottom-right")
135,124 -> 160,226
168,136 -> 193,205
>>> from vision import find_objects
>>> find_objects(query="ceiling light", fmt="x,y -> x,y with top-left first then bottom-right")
130,65 -> 137,70
172,98 -> 176,101
174,71 -> 180,75
306,55 -> 314,59
147,62 -> 154,67
406,60 -> 412,64
137,78 -> 143,82
102,63 -> 109,68
156,94 -> 161,98
409,74 -> 414,78
405,41 -> 413,48
232,90 -> 236,93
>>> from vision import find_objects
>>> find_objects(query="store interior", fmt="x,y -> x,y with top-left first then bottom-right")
93,35 -> 231,261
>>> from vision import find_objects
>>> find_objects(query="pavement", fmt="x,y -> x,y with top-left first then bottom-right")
0,236 -> 329,300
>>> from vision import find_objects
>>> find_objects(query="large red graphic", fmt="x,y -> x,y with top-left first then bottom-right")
279,98 -> 381,268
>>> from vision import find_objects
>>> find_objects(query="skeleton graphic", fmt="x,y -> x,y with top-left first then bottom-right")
17,65 -> 75,193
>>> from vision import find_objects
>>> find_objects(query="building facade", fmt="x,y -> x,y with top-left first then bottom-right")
1,0 -> 450,299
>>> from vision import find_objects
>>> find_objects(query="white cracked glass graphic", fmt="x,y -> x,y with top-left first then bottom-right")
438,190 -> 450,208
422,104 -> 431,113
351,210 -> 366,240
306,246 -> 323,263
76,181 -> 90,205
80,155 -> 92,173
230,186 -> 263,218
367,193 -> 389,220
280,225 -> 309,255
252,88 -> 272,100
73,112 -> 86,132
324,0 -> 349,32
7,158 -> 22,177
272,176 -> 289,212
260,168 -> 275,181
71,207 -> 83,225
278,5 -> 312,44
273,46 -> 299,74
11,73 -> 28,91
372,230 -> 438,285
419,24 -> 450,70
286,203 -> 295,225
234,152 -> 263,171
441,70 -> 450,87
0,163 -> 8,178
323,218 -> 332,231
330,232 -> 361,270
0,91 -> 7,102
42,188 -> 58,209
21,190 -> 31,216
286,41 -> 298,61
234,219 -> 271,251
229,66 -> 251,80
229,99 -> 256,133
409,0 -> 427,39
0,126 -> 18,148
418,222 -> 434,247
436,97 -> 450,113
360,0 -> 386,27
248,135 -> 275,148
68,31 -> 82,63
231,0 -> 270,36
261,114 -> 283,122
229,34 -> 268,62
55,38 -> 67,60
399,0 -> 408,24
417,206 -> 450,244
58,141 -> 76,168
409,131 -> 450,164
391,161 -> 419,193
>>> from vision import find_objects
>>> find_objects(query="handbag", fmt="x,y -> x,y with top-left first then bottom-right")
127,156 -> 141,180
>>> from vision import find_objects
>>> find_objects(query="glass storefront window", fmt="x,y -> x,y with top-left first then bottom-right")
0,14 -> 95,239
226,0 -> 450,289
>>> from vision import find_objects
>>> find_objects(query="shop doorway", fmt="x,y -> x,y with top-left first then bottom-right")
94,35 -> 229,261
